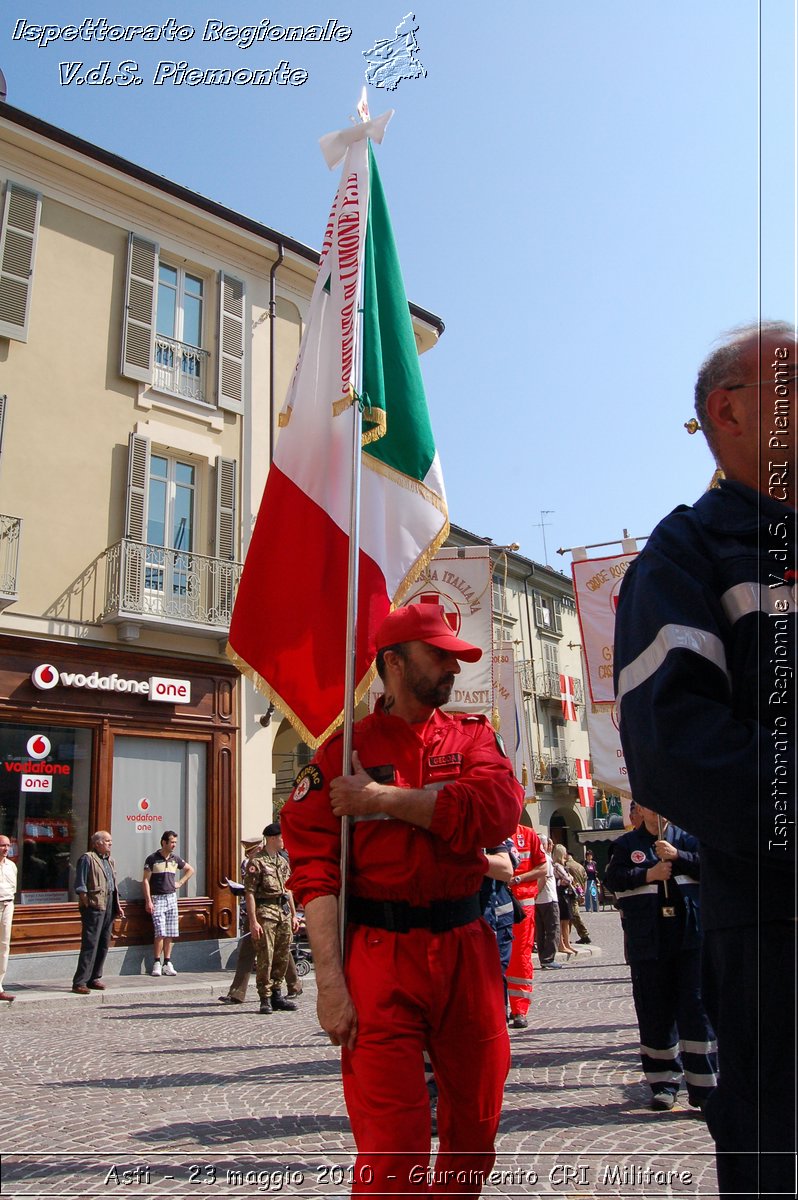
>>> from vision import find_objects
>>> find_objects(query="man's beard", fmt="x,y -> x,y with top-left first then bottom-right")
404,660 -> 456,709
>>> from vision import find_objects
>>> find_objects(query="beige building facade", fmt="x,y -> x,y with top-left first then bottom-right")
0,102 -> 443,973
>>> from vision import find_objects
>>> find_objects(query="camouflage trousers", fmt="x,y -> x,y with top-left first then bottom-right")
253,903 -> 292,1000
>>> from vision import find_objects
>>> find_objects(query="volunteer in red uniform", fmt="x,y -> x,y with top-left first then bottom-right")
282,605 -> 523,1198
506,823 -> 547,1028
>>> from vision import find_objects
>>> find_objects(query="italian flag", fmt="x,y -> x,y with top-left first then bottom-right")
228,112 -> 448,748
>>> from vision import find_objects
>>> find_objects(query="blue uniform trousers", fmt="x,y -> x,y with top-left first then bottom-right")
629,946 -> 717,1107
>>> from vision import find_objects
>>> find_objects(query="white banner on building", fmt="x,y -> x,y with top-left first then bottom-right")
494,642 -> 535,795
571,553 -> 638,704
585,702 -> 631,794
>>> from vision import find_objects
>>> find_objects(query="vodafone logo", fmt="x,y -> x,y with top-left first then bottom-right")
138,798 -> 150,812
32,664 -> 59,691
26,734 -> 52,760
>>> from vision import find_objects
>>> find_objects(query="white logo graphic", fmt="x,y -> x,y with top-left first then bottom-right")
26,734 -> 52,760
31,664 -> 59,691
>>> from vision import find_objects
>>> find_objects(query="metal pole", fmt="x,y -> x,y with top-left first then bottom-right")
338,392 -> 363,954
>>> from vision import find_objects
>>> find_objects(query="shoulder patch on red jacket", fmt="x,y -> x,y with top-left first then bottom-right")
292,763 -> 324,802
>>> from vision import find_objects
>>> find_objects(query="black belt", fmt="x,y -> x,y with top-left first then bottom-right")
348,893 -> 481,934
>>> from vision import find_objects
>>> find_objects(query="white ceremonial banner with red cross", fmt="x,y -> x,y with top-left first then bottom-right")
571,552 -> 638,704
370,547 -> 493,712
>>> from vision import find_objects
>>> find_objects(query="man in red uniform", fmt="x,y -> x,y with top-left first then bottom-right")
282,605 -> 523,1197
506,823 -> 547,1028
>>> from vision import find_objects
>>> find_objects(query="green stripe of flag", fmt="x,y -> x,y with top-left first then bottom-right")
362,144 -> 437,483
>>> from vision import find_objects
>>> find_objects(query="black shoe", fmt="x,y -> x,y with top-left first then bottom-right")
259,997 -> 273,1014
651,1092 -> 676,1111
510,1015 -> 528,1029
218,995 -> 243,1005
271,990 -> 297,1012
577,937 -> 592,944
542,962 -> 563,970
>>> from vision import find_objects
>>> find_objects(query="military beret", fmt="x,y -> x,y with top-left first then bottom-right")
262,822 -> 281,838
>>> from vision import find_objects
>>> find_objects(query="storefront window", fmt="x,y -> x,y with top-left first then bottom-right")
0,723 -> 93,904
111,736 -> 206,900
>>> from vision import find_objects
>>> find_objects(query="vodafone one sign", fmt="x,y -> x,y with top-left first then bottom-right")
32,663 -> 191,704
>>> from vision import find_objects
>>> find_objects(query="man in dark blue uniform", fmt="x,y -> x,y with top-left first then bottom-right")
605,805 -> 716,1111
614,321 -> 796,1195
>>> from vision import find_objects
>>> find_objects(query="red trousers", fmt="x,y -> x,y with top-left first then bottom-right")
342,918 -> 511,1198
506,902 -> 536,1017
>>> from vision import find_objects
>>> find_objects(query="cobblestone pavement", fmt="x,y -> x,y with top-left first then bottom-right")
0,911 -> 717,1198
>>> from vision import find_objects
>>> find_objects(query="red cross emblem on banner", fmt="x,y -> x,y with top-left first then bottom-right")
576,759 -> 594,808
559,674 -> 577,722
412,591 -> 461,634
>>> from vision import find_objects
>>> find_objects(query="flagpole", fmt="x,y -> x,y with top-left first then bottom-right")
338,90 -> 371,955
338,362 -> 363,953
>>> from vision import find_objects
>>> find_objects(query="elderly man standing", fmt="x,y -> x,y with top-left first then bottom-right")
0,835 -> 17,1002
72,831 -> 123,994
282,604 -> 523,1198
614,321 -> 796,1195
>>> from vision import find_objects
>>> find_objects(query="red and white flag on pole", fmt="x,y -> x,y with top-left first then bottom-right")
559,674 -> 577,722
228,107 -> 448,748
576,759 -> 594,808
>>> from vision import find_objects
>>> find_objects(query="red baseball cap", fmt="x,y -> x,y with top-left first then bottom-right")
375,604 -> 483,662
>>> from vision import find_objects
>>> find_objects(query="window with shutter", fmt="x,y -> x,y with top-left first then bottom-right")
217,272 -> 245,412
121,234 -> 158,384
0,182 -> 41,342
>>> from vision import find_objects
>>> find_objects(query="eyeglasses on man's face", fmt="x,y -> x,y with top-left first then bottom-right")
724,373 -> 798,391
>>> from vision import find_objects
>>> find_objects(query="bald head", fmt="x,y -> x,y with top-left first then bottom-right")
695,322 -> 796,501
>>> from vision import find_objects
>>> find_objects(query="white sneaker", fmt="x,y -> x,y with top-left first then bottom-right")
162,961 -> 177,976
151,961 -> 162,976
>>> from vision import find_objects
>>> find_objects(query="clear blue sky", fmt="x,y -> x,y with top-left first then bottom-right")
2,1 -> 795,565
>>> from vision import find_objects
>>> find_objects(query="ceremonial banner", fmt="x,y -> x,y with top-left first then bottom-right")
584,703 -> 631,794
494,642 -> 535,793
370,546 -> 493,707
571,553 -> 638,704
228,117 -> 448,747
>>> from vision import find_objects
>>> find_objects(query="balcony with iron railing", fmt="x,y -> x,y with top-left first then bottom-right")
0,514 -> 22,610
154,335 -> 211,404
535,670 -> 584,704
102,538 -> 242,638
532,754 -> 577,785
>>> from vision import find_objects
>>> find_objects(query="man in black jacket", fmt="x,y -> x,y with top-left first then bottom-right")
605,807 -> 716,1112
615,321 -> 796,1193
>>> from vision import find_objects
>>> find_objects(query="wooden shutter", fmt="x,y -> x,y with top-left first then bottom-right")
215,456 -> 237,560
123,433 -> 150,609
214,455 -> 237,621
121,234 -> 158,383
217,272 -> 245,412
0,182 -> 41,342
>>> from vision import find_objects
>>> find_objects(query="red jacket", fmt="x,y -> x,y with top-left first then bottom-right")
510,825 -> 546,901
282,703 -> 524,910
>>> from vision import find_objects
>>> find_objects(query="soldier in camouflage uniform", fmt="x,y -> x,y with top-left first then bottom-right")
244,822 -> 297,1015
